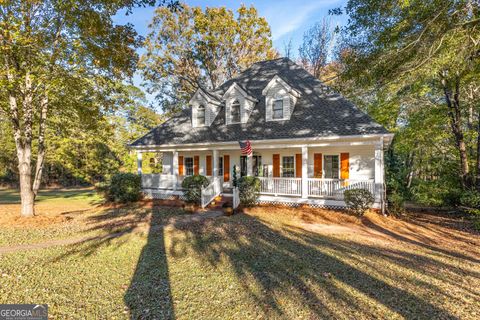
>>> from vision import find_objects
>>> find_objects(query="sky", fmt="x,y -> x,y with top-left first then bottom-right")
113,0 -> 348,108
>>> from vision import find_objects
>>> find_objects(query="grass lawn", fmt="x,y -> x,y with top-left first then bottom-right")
0,189 -> 479,319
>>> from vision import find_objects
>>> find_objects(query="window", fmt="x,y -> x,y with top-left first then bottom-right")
184,157 -> 194,176
282,156 -> 294,177
218,157 -> 223,176
273,99 -> 284,119
324,155 -> 339,179
240,156 -> 247,177
197,105 -> 205,125
231,100 -> 241,123
253,156 -> 262,177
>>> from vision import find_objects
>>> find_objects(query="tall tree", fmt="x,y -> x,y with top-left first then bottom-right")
0,0 -> 163,216
141,4 -> 277,113
299,18 -> 336,78
335,0 -> 480,191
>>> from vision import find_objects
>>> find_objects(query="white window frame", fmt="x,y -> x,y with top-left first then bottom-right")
272,99 -> 284,120
184,157 -> 194,176
197,105 -> 206,126
230,100 -> 241,123
323,154 -> 340,180
281,155 -> 295,178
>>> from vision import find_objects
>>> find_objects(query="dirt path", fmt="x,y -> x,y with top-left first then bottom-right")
0,210 -> 223,254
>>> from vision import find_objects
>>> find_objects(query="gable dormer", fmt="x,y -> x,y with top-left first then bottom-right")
222,82 -> 258,125
262,75 -> 300,121
189,88 -> 222,127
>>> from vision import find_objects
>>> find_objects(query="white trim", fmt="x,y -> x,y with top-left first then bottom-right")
262,75 -> 301,97
281,155 -> 295,178
222,82 -> 258,102
130,133 -> 394,150
323,154 -> 341,180
189,88 -> 222,106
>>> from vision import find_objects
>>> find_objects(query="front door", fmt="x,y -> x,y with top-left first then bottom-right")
223,155 -> 230,182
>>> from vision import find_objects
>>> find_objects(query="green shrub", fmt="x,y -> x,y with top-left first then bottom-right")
97,173 -> 142,203
460,190 -> 480,209
238,176 -> 260,207
387,191 -> 406,217
181,175 -> 209,204
459,190 -> 480,231
344,189 -> 374,216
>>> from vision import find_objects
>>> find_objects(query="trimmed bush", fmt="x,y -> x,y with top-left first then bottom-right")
97,173 -> 142,203
182,175 -> 209,204
344,189 -> 374,216
238,176 -> 260,207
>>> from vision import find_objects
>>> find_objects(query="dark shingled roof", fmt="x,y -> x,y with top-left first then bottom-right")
131,58 -> 389,147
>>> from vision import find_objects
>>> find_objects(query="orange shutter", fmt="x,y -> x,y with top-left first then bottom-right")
178,156 -> 184,175
295,154 -> 302,178
223,155 -> 230,181
206,155 -> 212,176
313,153 -> 322,178
194,156 -> 199,175
340,153 -> 349,179
273,154 -> 280,177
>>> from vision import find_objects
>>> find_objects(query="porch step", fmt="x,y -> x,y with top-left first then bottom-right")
208,195 -> 232,210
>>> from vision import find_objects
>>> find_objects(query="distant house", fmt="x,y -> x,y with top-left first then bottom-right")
130,58 -> 393,209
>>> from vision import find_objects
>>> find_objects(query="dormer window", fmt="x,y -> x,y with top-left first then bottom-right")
272,99 -> 284,119
262,75 -> 301,122
231,100 -> 241,123
197,104 -> 206,126
223,83 -> 258,125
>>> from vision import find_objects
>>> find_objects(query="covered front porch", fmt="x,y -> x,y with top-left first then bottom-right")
135,137 -> 386,208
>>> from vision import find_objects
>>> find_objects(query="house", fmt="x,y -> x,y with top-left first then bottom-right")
130,58 -> 393,209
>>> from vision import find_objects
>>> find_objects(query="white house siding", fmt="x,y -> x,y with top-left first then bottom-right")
224,87 -> 254,125
173,145 -> 374,180
265,81 -> 293,121
308,145 -> 375,180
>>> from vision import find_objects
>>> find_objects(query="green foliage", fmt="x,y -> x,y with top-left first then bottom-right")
238,176 -> 260,207
459,190 -> 480,231
232,165 -> 238,187
333,0 -> 480,205
181,175 -> 209,204
141,4 -> 277,113
344,189 -> 374,216
387,191 -> 406,217
99,173 -> 142,203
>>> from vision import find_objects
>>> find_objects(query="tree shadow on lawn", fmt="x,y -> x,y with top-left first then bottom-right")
48,201 -> 179,319
169,213 -> 467,319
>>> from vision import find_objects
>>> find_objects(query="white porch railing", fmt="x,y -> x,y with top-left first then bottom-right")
307,178 -> 375,199
141,174 -> 185,190
233,187 -> 240,209
201,177 -> 223,208
258,177 -> 302,196
142,174 -> 218,190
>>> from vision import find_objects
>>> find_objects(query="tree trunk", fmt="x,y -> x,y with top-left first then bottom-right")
17,147 -> 35,217
441,72 -> 470,189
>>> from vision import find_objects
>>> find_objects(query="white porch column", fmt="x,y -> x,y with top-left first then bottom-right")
301,146 -> 308,198
247,154 -> 253,176
172,150 -> 178,190
136,151 -> 143,175
374,138 -> 385,213
213,149 -> 219,178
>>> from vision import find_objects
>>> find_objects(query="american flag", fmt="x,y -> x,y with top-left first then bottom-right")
239,140 -> 252,156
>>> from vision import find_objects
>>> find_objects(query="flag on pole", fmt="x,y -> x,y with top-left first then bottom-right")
239,140 -> 252,156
